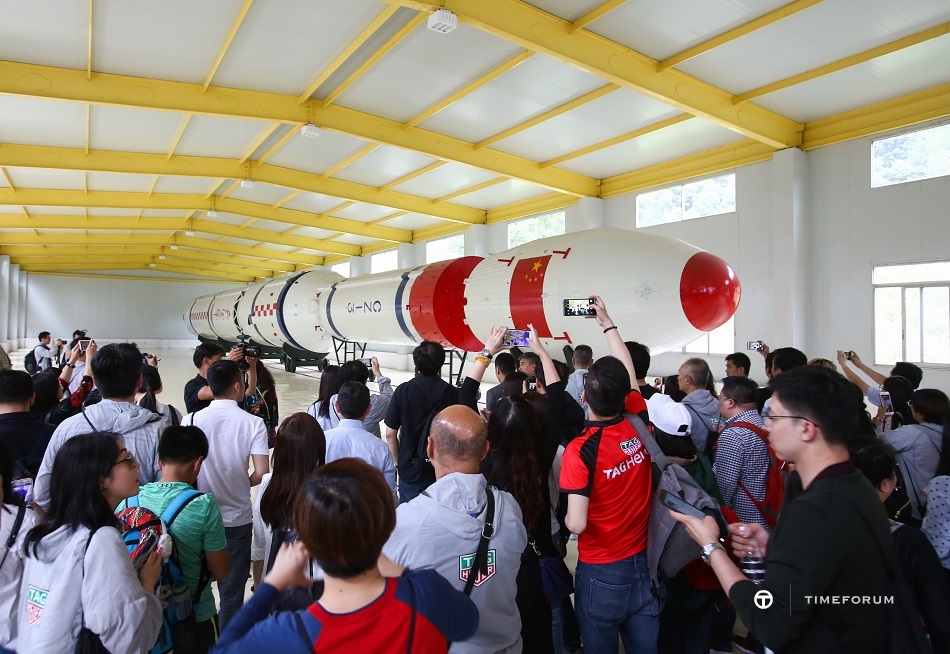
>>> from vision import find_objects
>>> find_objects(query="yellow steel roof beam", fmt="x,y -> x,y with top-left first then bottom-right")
378,161 -> 446,192
19,261 -> 257,281
0,167 -> 14,190
271,189 -> 303,209
239,123 -> 282,164
540,114 -> 692,167
0,60 -> 597,196
735,21 -> 950,104
405,50 -> 533,128
297,5 -> 401,103
658,0 -> 824,71
570,0 -> 626,33
166,115 -> 192,160
2,245 -> 298,273
321,144 -> 379,178
475,84 -> 617,150
382,0 -> 802,149
322,13 -> 426,107
485,191 -> 579,223
203,0 -> 255,91
254,127 -> 297,165
156,262 -> 260,281
434,177 -> 507,203
0,143 -> 486,224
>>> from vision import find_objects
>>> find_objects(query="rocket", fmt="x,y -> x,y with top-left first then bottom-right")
184,227 -> 741,358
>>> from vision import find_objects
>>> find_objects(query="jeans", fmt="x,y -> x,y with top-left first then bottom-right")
218,523 -> 252,629
398,474 -> 433,504
575,552 -> 662,654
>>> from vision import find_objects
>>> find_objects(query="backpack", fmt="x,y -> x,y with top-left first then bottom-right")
732,421 -> 786,530
24,349 -> 38,375
116,490 -> 209,654
411,383 -> 456,475
266,529 -> 324,612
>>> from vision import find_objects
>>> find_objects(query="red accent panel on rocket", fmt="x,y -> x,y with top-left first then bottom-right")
408,256 -> 484,351
509,255 -> 553,337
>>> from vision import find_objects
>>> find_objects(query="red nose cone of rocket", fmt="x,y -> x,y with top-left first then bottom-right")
680,252 -> 741,331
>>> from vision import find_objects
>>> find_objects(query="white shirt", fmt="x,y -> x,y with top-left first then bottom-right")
185,399 -> 268,528
33,344 -> 52,371
325,418 -> 397,498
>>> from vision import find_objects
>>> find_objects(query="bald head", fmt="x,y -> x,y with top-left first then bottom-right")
429,405 -> 488,474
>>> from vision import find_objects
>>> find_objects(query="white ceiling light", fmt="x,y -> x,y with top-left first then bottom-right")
170,245 -> 179,250
185,231 -> 195,236
207,210 -> 218,218
301,123 -> 320,138
158,255 -> 166,260
240,179 -> 255,189
149,263 -> 156,268
427,8 -> 457,33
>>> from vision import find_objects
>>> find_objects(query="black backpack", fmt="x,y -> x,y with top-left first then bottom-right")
266,529 -> 323,612
411,383 -> 456,474
24,349 -> 38,375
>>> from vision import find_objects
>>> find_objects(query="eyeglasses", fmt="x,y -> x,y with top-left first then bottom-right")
112,451 -> 136,468
761,407 -> 809,426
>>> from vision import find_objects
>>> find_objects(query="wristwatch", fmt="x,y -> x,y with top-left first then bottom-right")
479,349 -> 493,361
701,541 -> 725,565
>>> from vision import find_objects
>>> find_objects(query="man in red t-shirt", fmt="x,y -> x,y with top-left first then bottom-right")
560,297 -> 658,654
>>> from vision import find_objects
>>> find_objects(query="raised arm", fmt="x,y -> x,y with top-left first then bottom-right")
588,296 -> 635,384
459,326 -> 507,410
849,350 -> 886,385
836,350 -> 872,394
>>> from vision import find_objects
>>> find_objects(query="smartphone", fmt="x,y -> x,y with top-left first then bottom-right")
563,298 -> 596,317
360,357 -> 373,367
526,376 -> 538,392
747,340 -> 764,351
844,351 -> 854,360
244,345 -> 260,358
658,489 -> 707,519
880,390 -> 895,416
79,339 -> 91,351
11,478 -> 33,503
503,329 -> 530,347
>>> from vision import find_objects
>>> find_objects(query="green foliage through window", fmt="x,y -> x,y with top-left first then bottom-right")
637,174 -> 736,227
872,123 -> 950,188
508,211 -> 566,248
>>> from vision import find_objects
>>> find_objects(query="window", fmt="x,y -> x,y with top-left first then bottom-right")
873,262 -> 950,365
371,250 -> 398,274
872,123 -> 950,188
636,174 -> 736,227
425,234 -> 464,263
330,261 -> 350,278
507,210 -> 565,248
682,317 -> 735,356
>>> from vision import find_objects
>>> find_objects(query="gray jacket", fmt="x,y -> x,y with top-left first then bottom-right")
883,422 -> 942,520
34,400 -> 163,508
384,472 -> 527,654
682,390 -> 721,452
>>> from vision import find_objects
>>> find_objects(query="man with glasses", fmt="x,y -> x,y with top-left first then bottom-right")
671,366 -> 890,653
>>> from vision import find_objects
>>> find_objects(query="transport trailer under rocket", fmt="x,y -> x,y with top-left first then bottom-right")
184,228 -> 741,357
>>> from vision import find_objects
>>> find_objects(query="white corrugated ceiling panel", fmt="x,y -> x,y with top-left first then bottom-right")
141,209 -> 192,218
560,118 -> 747,179
7,168 -> 85,190
243,218 -> 294,233
754,36 -> 950,123
0,0 -> 87,69
267,130 -> 373,176
223,236 -> 261,247
175,116 -> 275,159
286,226 -> 339,240
86,172 -> 155,193
393,162 -> 498,198
203,212 -> 249,227
153,176 -> 221,195
677,0 -> 950,95
90,106 -> 185,155
333,203 -> 399,222
258,243 -> 299,252
333,233 -> 375,246
420,55 -> 608,144
0,206 -> 21,214
376,212 -> 444,231
94,0 -> 241,84
283,192 -> 347,215
449,180 -> 554,210
228,181 -> 295,206
23,207 -> 86,216
337,22 -> 523,123
213,0 -> 389,95
490,89 -> 684,162
0,96 -> 86,149
86,208 -> 141,216
332,146 -> 437,188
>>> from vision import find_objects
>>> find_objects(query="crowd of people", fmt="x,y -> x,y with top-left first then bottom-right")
1,305 -> 949,654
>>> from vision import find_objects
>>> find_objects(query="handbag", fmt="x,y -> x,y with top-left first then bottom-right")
537,552 -> 574,603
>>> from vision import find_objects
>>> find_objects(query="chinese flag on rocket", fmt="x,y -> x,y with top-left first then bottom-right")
510,256 -> 553,338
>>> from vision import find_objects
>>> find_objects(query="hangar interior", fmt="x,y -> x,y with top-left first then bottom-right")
1,0 -> 948,387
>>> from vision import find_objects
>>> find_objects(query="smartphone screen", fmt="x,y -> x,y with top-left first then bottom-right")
79,339 -> 91,351
880,391 -> 895,416
360,357 -> 373,367
658,489 -> 706,519
563,298 -> 595,317
747,341 -> 763,351
503,329 -> 530,347
526,377 -> 538,392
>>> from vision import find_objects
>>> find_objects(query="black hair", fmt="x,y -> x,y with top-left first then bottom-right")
38,331 -> 50,341
0,368 -> 35,405
494,352 -> 516,377
553,360 -> 571,384
771,347 -> 807,374
910,389 -> 950,425
337,381 -> 370,419
849,436 -> 898,490
24,432 -> 122,555
663,375 -> 686,402
654,428 -> 697,459
891,362 -> 923,389
0,440 -> 22,507
315,365 -> 342,419
764,351 -> 776,374
720,376 -> 759,406
30,369 -> 62,418
159,425 -> 209,465
769,366 -> 866,447
413,341 -> 445,376
192,342 -> 225,369
573,345 -> 593,368
725,352 -> 751,375
484,396 -> 543,531
137,364 -> 163,414
883,375 -> 916,429
339,359 -> 370,385
90,343 -> 143,398
583,356 -> 631,418
501,371 -> 527,398
207,360 -> 242,397
624,342 -> 650,380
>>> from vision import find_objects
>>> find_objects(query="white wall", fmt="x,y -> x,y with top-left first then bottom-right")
26,275 -> 236,346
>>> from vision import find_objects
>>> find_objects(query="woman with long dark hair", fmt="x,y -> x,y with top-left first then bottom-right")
921,393 -> 950,579
136,363 -> 182,431
244,359 -> 279,447
306,365 -> 342,433
251,412 -> 327,605
16,432 -> 162,653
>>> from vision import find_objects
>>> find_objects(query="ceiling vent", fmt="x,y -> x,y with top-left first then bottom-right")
427,9 -> 457,34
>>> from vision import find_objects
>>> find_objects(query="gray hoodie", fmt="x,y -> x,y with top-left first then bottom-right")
681,389 -> 721,452
33,400 -> 163,508
15,525 -> 162,653
384,472 -> 527,654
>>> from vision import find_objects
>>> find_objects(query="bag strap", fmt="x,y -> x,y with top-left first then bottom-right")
79,528 -> 101,631
160,489 -> 203,527
731,421 -> 770,441
293,612 -> 313,650
406,576 -> 417,654
463,487 -> 495,597
625,413 -> 667,470
0,504 -> 26,571
168,405 -> 180,428
80,405 -> 99,434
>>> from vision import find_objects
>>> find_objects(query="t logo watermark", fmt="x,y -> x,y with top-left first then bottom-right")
754,589 -> 774,609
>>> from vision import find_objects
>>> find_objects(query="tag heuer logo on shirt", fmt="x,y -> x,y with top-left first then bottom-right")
620,437 -> 641,456
459,550 -> 496,587
27,585 -> 48,625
